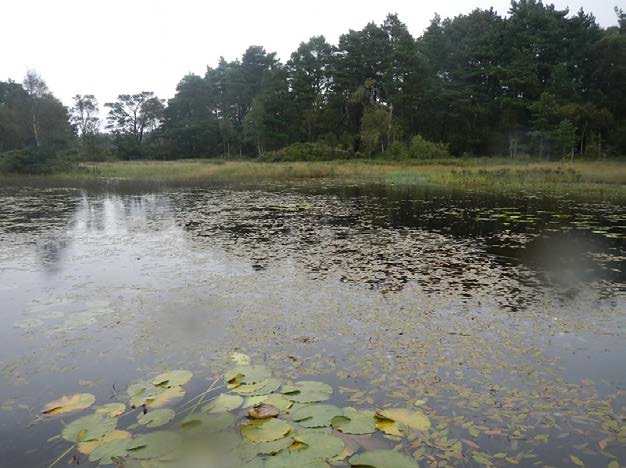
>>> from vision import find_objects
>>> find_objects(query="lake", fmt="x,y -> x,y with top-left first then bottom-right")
1,181 -> 625,467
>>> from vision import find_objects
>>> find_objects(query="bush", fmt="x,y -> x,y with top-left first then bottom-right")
407,135 -> 451,160
0,148 -> 77,174
260,142 -> 359,162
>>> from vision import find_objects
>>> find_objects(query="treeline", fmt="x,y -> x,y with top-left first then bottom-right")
2,1 -> 626,172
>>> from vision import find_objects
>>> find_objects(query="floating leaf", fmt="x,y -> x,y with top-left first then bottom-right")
146,386 -> 185,408
264,394 -> 293,412
78,430 -> 131,455
231,352 -> 252,365
42,393 -> 96,415
62,414 -> 117,443
293,404 -> 343,428
127,381 -> 162,408
181,412 -> 235,433
89,438 -> 129,465
96,403 -> 126,418
374,419 -> 403,437
243,395 -> 270,408
152,370 -> 192,388
138,408 -> 175,428
570,455 -> 585,467
204,394 -> 244,413
292,432 -> 344,460
282,381 -> 333,403
239,437 -> 293,458
349,449 -> 420,468
241,418 -> 292,442
248,403 -> 280,419
233,378 -> 281,396
127,431 -> 182,459
225,365 -> 271,386
331,408 -> 376,434
376,408 -> 431,431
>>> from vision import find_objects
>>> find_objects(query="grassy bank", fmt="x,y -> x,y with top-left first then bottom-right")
1,158 -> 626,200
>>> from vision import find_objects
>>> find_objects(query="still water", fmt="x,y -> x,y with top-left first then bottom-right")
0,182 -> 625,466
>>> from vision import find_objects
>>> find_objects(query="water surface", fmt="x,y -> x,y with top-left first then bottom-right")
1,182 -> 625,466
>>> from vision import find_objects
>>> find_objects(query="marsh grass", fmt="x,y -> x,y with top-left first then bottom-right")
1,158 -> 625,200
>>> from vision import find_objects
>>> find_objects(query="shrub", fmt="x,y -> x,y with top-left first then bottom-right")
407,135 -> 451,160
260,142 -> 358,162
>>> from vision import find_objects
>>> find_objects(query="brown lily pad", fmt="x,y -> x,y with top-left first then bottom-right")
248,403 -> 279,419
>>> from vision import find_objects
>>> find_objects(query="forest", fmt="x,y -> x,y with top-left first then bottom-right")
1,0 -> 626,173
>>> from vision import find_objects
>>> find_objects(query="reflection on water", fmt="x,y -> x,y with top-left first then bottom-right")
0,183 -> 625,467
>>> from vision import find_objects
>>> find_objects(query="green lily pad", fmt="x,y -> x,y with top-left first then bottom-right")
138,408 -> 175,428
181,412 -> 235,433
376,408 -> 431,431
152,370 -> 192,388
127,381 -> 163,407
241,418 -> 292,442
203,393 -> 244,413
62,414 -> 117,443
225,365 -> 271,386
349,449 -> 420,467
264,394 -> 294,412
233,378 -> 281,396
127,431 -> 182,459
88,438 -> 129,465
282,381 -> 333,403
331,407 -> 376,434
293,404 -> 343,428
292,432 -> 344,460
96,403 -> 126,418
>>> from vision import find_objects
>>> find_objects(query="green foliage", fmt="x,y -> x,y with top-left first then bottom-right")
407,135 -> 451,160
260,143 -> 357,162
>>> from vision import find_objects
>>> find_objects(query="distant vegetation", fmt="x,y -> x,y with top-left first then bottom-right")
1,1 -> 626,173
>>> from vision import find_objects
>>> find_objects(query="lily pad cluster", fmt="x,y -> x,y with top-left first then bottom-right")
43,356 -> 431,467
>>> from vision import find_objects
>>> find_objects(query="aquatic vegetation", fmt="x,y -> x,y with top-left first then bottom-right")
43,358 -> 440,467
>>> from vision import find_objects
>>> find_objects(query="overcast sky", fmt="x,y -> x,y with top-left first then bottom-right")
1,0 -> 620,108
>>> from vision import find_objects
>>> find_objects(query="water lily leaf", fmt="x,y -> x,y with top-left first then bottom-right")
233,378 -> 281,396
127,431 -> 182,459
239,437 -> 293,457
264,394 -> 293,412
138,408 -> 175,428
225,365 -> 271,386
89,438 -> 129,465
241,418 -> 292,442
62,414 -> 117,443
570,455 -> 584,466
293,404 -> 343,428
331,407 -> 376,434
376,408 -> 431,431
203,394 -> 244,413
78,430 -> 131,455
231,352 -> 251,365
266,455 -> 329,468
42,393 -> 96,415
181,412 -> 235,433
96,403 -> 126,418
292,432 -> 344,460
152,370 -> 192,388
243,395 -> 270,408
282,381 -> 333,403
349,449 -> 420,467
127,381 -> 163,407
248,403 -> 280,419
374,419 -> 403,437
146,386 -> 185,408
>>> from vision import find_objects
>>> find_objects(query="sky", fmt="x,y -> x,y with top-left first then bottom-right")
0,0 -> 620,108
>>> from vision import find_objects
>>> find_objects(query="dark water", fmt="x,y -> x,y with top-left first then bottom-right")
0,182 -> 625,467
